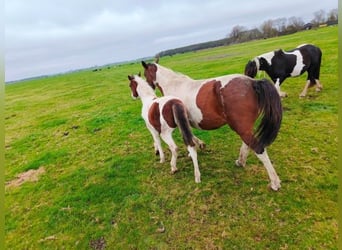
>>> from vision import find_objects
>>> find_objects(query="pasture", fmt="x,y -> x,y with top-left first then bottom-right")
5,26 -> 337,249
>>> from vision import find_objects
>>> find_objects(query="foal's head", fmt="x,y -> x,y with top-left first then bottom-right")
128,75 -> 139,99
141,61 -> 157,89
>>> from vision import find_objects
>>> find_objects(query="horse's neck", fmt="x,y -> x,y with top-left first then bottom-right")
137,81 -> 157,104
156,65 -> 197,94
254,57 -> 260,71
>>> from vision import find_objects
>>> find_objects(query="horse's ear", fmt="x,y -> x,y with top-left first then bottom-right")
138,72 -> 141,77
128,75 -> 134,80
142,61 -> 148,69
275,49 -> 284,55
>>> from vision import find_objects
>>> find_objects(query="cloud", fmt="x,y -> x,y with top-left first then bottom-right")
5,0 -> 337,81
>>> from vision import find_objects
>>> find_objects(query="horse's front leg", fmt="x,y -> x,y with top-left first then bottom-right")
275,79 -> 287,98
299,80 -> 311,97
235,142 -> 249,167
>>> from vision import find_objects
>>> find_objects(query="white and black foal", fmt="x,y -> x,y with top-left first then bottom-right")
128,75 -> 201,183
245,44 -> 322,97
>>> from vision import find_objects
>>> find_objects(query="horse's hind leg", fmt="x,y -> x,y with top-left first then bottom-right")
193,135 -> 205,150
160,131 -> 178,174
235,142 -> 249,167
255,149 -> 281,191
315,79 -> 323,92
187,145 -> 201,183
239,133 -> 280,191
148,127 -> 165,163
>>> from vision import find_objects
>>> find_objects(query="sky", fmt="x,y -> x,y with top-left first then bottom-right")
5,0 -> 337,82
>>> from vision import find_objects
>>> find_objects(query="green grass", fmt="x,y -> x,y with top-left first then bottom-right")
5,26 -> 338,249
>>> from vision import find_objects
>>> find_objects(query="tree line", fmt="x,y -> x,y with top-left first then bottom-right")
229,8 -> 338,42
156,8 -> 337,58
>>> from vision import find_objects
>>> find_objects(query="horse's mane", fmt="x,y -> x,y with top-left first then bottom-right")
156,64 -> 194,81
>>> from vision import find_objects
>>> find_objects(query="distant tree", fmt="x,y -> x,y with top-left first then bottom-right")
260,19 -> 278,38
327,8 -> 338,22
229,25 -> 246,42
285,16 -> 304,33
312,9 -> 326,26
274,18 -> 287,34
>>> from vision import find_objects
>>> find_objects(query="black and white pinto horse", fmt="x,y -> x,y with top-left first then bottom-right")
244,44 -> 322,97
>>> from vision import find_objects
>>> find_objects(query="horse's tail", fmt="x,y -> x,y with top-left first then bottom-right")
252,78 -> 283,152
172,102 -> 196,147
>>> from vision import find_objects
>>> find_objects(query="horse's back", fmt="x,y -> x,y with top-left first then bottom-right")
297,44 -> 322,61
197,75 -> 259,131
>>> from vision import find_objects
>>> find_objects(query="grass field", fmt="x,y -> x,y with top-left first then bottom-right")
5,26 -> 338,249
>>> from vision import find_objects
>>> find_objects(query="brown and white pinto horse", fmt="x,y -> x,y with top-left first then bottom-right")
128,75 -> 201,183
142,61 -> 283,190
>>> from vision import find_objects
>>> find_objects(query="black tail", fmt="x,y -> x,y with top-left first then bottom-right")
172,102 -> 196,147
252,79 -> 283,152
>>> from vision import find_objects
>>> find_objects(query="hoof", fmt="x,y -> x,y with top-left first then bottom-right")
199,143 -> 206,150
235,160 -> 245,167
195,177 -> 201,183
280,92 -> 288,98
170,168 -> 178,174
268,182 -> 281,191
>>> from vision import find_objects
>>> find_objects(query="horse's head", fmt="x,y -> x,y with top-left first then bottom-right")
128,75 -> 139,99
244,60 -> 258,78
142,61 -> 157,89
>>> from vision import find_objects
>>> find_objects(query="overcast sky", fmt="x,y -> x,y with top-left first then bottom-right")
5,0 -> 337,82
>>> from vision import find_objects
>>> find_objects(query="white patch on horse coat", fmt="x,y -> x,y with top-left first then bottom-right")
259,51 -> 275,65
297,44 -> 308,48
254,57 -> 260,71
286,50 -> 305,77
216,74 -> 245,88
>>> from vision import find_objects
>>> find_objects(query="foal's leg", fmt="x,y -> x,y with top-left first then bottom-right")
147,127 -> 165,163
187,146 -> 201,183
193,136 -> 206,150
160,131 -> 178,174
255,149 -> 281,191
235,142 -> 249,167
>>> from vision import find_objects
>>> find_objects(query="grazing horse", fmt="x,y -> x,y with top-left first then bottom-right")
128,75 -> 201,183
244,44 -> 323,97
142,61 -> 283,190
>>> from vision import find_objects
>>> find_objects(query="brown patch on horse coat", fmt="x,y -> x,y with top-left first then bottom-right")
129,79 -> 139,98
148,102 -> 161,133
220,77 -> 259,147
197,77 -> 260,148
196,80 -> 226,129
162,99 -> 182,128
